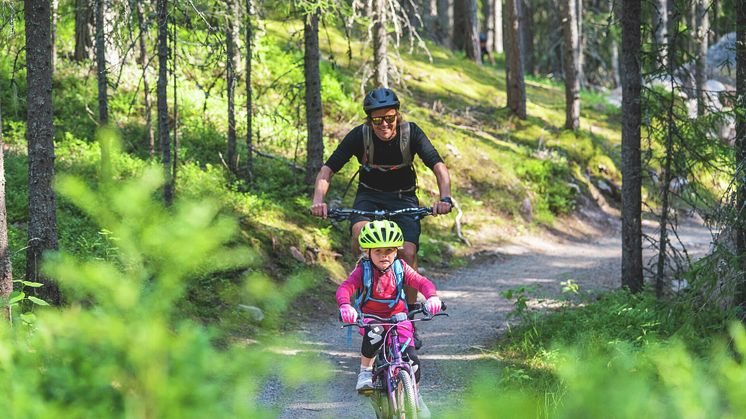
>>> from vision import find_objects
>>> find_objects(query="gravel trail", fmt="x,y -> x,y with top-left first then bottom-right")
257,216 -> 713,418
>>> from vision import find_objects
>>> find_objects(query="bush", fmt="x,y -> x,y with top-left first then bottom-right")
0,135 -> 325,417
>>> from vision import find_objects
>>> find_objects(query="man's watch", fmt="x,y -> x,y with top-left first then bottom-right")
440,196 -> 453,205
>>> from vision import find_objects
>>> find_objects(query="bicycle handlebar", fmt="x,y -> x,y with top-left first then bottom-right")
340,302 -> 448,328
327,207 -> 434,222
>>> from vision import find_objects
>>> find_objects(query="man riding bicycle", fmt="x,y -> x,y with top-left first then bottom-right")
310,87 -> 453,348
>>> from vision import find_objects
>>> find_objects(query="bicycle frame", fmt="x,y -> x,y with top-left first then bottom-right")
343,306 -> 448,418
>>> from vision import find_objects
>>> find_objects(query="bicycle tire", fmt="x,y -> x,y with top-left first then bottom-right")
393,369 -> 418,419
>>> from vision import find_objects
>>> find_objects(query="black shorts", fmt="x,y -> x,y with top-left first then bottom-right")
351,188 -> 421,248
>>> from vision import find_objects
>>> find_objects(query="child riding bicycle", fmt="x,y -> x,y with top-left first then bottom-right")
336,219 -> 442,417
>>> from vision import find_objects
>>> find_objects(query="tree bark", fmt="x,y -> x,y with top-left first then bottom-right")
134,0 -> 154,157
620,0 -> 643,293
561,0 -> 580,130
492,0 -> 503,53
245,0 -> 254,181
654,0 -> 668,68
0,96 -> 12,319
576,0 -> 584,88
735,0 -> 746,308
95,0 -> 109,124
51,0 -> 59,71
157,0 -> 172,205
456,0 -> 481,63
74,0 -> 94,61
304,11 -> 324,186
226,0 -> 239,173
373,0 -> 388,87
24,0 -> 60,305
695,0 -> 709,116
505,0 -> 526,119
549,0 -> 563,80
437,0 -> 453,48
520,0 -> 533,75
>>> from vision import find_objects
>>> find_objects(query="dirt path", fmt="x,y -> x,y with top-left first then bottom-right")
257,215 -> 713,418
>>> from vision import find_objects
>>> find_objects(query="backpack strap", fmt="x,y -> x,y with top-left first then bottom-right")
357,258 -> 406,309
360,122 -> 413,172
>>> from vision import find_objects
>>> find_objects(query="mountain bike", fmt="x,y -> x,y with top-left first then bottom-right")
341,303 -> 448,419
327,206 -> 435,223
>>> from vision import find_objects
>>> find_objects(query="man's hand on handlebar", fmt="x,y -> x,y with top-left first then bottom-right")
432,199 -> 452,216
310,202 -> 328,218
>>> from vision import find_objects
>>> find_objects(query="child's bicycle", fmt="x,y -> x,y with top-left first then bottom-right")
341,303 -> 448,419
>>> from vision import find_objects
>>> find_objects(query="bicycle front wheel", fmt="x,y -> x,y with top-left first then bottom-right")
393,369 -> 418,419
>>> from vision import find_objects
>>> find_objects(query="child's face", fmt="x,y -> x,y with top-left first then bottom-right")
370,247 -> 398,270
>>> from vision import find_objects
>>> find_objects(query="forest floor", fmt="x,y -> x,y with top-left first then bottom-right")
256,202 -> 714,418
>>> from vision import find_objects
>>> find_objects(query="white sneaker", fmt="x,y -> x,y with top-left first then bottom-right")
355,370 -> 373,391
418,396 -> 431,418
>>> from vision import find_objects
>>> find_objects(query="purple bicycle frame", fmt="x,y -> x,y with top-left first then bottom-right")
369,314 -> 419,416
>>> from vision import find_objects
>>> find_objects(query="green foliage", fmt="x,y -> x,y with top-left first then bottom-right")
447,289 -> 744,418
0,132 -> 324,416
516,157 -> 577,222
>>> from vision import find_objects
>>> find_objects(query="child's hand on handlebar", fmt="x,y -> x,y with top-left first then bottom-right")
339,303 -> 358,323
425,296 -> 442,315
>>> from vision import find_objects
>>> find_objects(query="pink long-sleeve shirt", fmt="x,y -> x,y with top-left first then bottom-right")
336,259 -> 437,318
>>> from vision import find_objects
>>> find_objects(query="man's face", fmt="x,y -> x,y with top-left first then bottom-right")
369,108 -> 398,141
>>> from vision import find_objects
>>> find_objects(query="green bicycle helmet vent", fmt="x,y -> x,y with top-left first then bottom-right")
358,220 -> 404,249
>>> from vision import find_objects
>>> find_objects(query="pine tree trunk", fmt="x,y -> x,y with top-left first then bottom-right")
304,11 -> 324,186
0,96 -> 12,319
157,0 -> 172,205
245,0 -> 254,181
561,0 -> 580,130
550,0 -> 563,80
74,0 -> 93,61
134,0 -> 154,157
24,0 -> 60,305
373,0 -> 388,87
226,0 -> 239,173
735,0 -> 746,308
695,0 -> 709,117
461,0 -> 481,63
95,0 -> 109,124
620,0 -> 643,293
437,0 -> 453,48
505,0 -> 526,119
521,0 -> 533,75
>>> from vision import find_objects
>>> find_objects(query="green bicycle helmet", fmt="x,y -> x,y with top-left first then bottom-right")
358,220 -> 404,249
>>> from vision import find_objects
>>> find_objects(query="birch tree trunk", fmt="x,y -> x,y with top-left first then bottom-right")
561,0 -> 580,130
304,11 -> 324,186
51,0 -> 59,71
654,0 -> 668,67
695,0 -> 709,116
157,0 -> 172,205
492,0 -> 503,53
0,97 -> 12,319
505,0 -> 526,119
226,0 -> 239,173
24,0 -> 60,305
620,0 -> 643,293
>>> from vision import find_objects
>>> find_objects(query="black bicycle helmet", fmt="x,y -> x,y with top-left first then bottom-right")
363,87 -> 400,114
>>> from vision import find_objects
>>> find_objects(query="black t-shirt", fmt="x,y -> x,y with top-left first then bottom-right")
324,122 -> 444,192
